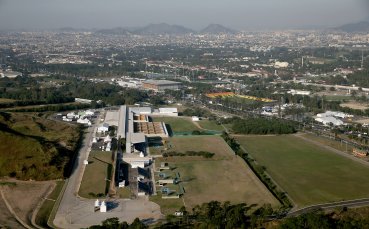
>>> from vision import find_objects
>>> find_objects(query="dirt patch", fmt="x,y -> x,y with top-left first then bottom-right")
341,102 -> 368,110
0,196 -> 24,229
1,180 -> 55,227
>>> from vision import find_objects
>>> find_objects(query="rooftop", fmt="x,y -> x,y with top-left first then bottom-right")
143,80 -> 182,86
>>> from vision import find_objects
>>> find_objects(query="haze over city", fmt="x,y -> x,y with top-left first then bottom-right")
3,0 -> 369,228
0,0 -> 369,30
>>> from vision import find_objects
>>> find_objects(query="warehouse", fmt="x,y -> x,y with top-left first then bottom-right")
142,80 -> 182,92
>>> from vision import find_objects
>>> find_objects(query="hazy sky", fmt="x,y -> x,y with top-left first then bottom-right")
0,0 -> 368,30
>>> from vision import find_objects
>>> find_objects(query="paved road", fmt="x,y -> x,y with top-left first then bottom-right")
53,111 -> 162,228
288,198 -> 369,217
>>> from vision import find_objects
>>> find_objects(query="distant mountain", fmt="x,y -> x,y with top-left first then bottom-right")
335,21 -> 369,33
134,23 -> 194,35
95,27 -> 132,35
200,24 -> 237,34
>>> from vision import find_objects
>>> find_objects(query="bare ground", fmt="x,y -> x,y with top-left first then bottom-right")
341,101 -> 368,111
1,180 -> 55,228
0,196 -> 24,229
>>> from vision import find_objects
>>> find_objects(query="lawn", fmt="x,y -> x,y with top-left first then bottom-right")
302,133 -> 355,154
169,136 -> 234,159
235,134 -> 369,207
149,135 -> 231,157
154,157 -> 279,212
149,193 -> 184,215
150,135 -> 279,214
79,151 -> 113,198
152,116 -> 200,133
198,120 -> 224,131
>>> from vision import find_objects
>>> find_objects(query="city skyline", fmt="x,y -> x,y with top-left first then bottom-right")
0,0 -> 368,30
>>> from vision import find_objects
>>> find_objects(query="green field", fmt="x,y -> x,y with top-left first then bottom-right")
151,136 -> 279,214
152,116 -> 200,133
198,120 -> 224,131
79,151 -> 113,198
325,95 -> 351,101
235,134 -> 369,207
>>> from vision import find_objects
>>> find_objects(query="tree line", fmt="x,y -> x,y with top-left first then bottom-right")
222,117 -> 297,135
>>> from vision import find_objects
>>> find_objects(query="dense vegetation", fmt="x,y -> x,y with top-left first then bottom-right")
88,206 -> 369,229
0,75 -> 148,108
224,117 -> 297,135
158,201 -> 274,229
280,210 -> 369,229
88,217 -> 147,229
0,112 -> 81,180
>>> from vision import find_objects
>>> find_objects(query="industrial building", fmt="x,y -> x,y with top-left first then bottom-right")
142,80 -> 182,91
0,71 -> 22,78
103,105 -> 177,169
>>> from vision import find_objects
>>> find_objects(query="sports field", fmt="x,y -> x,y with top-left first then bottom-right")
152,116 -> 200,132
151,136 -> 279,213
235,134 -> 369,207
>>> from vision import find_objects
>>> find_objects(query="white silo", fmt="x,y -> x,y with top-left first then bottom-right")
100,201 -> 107,213
94,199 -> 100,207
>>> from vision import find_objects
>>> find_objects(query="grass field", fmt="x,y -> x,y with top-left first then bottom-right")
152,116 -> 200,133
0,98 -> 15,103
235,134 -> 369,207
149,193 -> 184,215
169,136 -> 234,159
151,135 -> 279,213
79,151 -> 113,198
303,133 -> 355,154
198,120 -> 224,131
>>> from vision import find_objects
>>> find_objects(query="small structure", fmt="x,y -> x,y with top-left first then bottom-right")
104,135 -> 112,143
192,116 -> 200,122
94,199 -> 100,207
106,142 -> 111,151
83,160 -> 89,165
119,181 -> 126,188
353,149 -> 368,158
100,201 -> 107,213
158,107 -> 178,116
97,123 -> 110,133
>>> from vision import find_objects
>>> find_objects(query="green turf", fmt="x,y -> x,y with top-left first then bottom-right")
198,120 -> 224,131
324,95 -> 351,101
149,193 -> 184,215
235,134 -> 369,207
79,151 -> 112,198
152,117 -> 200,132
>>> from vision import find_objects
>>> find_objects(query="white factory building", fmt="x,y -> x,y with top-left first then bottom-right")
315,111 -> 352,126
111,105 -> 177,168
